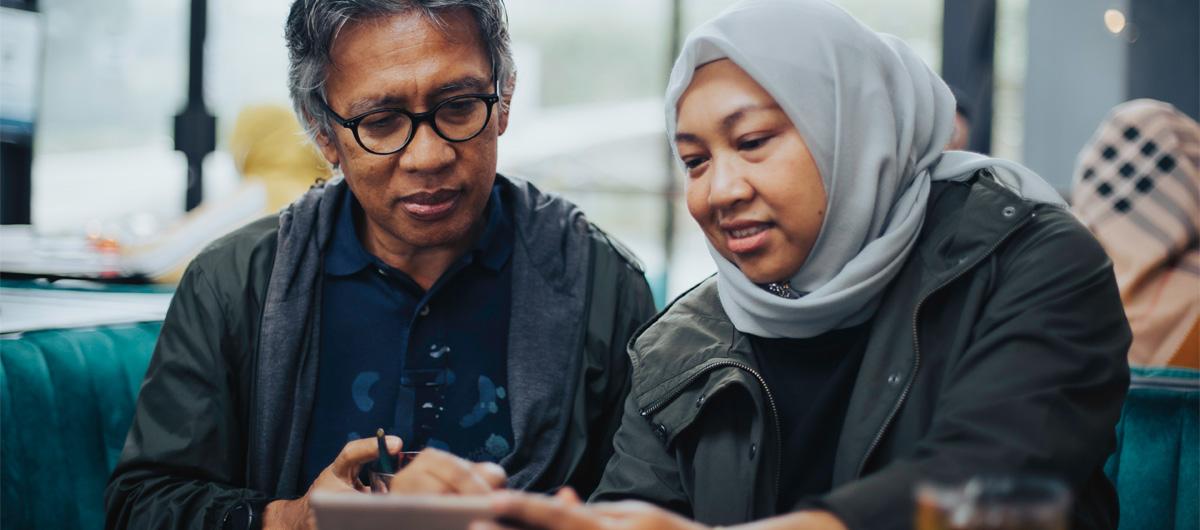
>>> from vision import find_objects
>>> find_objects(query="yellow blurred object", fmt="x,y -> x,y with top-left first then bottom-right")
229,104 -> 331,212
145,105 -> 331,284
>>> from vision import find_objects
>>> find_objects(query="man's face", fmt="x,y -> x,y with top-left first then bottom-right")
316,9 -> 509,253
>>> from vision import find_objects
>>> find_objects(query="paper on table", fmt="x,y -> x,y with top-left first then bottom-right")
0,286 -> 172,334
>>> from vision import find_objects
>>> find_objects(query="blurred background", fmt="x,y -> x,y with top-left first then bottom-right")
0,0 -> 1197,304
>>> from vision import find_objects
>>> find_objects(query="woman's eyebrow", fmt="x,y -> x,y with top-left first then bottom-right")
719,103 -> 782,133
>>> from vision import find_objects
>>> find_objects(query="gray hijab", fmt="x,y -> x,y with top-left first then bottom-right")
666,0 -> 1065,338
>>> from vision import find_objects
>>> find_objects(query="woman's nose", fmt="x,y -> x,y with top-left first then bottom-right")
708,155 -> 754,210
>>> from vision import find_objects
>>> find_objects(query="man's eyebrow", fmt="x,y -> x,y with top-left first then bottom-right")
344,95 -> 404,117
341,75 -> 491,117
433,75 -> 490,96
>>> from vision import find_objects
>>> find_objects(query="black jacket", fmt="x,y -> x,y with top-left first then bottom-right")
105,176 -> 656,528
592,174 -> 1131,529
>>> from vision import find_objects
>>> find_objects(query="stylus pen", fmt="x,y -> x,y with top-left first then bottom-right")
376,428 -> 394,474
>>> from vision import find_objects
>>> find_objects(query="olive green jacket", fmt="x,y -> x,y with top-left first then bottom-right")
592,174 -> 1131,530
106,176 -> 656,529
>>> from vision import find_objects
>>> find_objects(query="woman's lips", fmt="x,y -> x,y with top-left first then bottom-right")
399,189 -> 461,221
723,222 -> 773,254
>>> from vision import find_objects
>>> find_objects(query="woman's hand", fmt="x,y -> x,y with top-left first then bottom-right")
387,447 -> 507,495
470,488 -> 707,530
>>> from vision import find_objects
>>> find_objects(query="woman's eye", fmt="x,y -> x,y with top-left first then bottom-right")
738,136 -> 771,151
682,156 -> 708,170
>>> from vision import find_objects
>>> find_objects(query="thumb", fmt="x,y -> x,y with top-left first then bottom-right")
330,435 -> 402,478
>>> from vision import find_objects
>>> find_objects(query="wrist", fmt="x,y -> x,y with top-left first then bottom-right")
262,498 -> 302,530
223,498 -> 270,530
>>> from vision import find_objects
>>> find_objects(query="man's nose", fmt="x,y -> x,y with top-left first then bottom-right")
708,155 -> 754,210
397,122 -> 456,175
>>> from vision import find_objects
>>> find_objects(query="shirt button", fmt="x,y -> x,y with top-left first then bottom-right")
655,424 -> 667,440
376,267 -> 387,277
695,395 -> 705,408
887,373 -> 903,385
749,443 -> 757,460
419,305 -> 430,317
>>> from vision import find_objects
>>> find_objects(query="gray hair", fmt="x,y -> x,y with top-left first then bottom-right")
285,0 -> 515,142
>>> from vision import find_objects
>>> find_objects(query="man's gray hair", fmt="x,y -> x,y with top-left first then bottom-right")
285,0 -> 515,141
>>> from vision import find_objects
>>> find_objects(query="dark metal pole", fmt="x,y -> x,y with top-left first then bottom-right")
0,0 -> 39,225
941,0 -> 997,154
175,0 -> 216,211
659,0 -> 684,304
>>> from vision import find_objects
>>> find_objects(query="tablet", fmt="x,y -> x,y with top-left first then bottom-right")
310,492 -> 494,530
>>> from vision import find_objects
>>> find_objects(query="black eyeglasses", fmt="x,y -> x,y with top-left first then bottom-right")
320,77 -> 501,156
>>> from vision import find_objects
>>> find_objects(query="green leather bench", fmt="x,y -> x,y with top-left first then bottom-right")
2,321 -> 161,529
1106,367 -> 1199,530
2,312 -> 1197,529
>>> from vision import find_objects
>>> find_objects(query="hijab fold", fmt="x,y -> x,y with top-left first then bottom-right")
667,0 -> 1065,338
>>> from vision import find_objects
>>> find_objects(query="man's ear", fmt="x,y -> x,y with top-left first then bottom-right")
313,122 -> 341,168
497,75 -> 516,136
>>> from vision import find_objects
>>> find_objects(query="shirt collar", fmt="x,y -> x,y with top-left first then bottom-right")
324,183 -> 513,277
324,188 -> 375,277
473,183 -> 514,272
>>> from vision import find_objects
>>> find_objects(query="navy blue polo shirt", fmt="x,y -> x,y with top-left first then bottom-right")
300,184 -> 514,488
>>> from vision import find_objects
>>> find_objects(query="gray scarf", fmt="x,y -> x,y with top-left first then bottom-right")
666,0 -> 1065,338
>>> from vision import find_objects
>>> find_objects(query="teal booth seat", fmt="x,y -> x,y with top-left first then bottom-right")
1,312 -> 1197,529
1,321 -> 161,530
1105,366 -> 1200,530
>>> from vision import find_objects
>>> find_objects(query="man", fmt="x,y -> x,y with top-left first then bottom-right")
104,1 -> 656,528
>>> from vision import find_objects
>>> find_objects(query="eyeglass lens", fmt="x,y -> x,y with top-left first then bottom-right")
356,96 -> 491,154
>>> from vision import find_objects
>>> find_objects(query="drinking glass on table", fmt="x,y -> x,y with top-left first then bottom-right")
915,475 -> 1071,530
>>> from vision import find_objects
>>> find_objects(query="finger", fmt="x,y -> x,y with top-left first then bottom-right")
589,500 -> 660,517
472,462 -> 508,490
553,487 -> 582,506
416,450 -> 495,495
490,491 -> 595,530
468,522 -> 517,530
389,469 -> 455,496
331,436 -> 402,479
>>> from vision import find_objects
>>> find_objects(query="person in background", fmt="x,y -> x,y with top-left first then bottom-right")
138,105 -> 331,284
1072,99 -> 1200,369
104,1 -> 656,528
946,85 -> 972,151
229,103 -> 332,212
474,1 -> 1130,529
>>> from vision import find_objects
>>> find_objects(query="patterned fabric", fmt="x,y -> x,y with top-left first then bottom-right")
1072,99 -> 1200,368
301,184 -> 515,488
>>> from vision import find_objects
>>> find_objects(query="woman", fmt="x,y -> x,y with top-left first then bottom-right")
475,1 -> 1130,529
1072,99 -> 1200,369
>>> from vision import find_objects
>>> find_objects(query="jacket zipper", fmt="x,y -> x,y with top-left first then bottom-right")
855,211 -> 1037,477
642,360 -> 783,513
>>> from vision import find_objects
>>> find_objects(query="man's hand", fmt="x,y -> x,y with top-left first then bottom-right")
469,488 -> 707,530
387,447 -> 507,495
262,435 -> 402,530
469,488 -> 848,530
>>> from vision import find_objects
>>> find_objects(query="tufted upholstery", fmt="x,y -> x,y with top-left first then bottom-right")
1105,366 -> 1199,530
0,322 -> 1196,529
1,322 -> 160,530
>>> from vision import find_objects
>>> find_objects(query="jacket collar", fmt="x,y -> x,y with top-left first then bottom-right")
251,174 -> 593,494
628,171 -> 1048,424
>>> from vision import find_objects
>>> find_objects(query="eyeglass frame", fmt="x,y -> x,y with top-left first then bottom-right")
318,69 -> 502,156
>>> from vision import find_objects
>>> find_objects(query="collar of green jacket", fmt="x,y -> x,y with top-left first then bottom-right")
248,174 -> 634,496
627,171 -> 1066,478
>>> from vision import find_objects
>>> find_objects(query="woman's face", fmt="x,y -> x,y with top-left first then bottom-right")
676,59 -> 827,284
